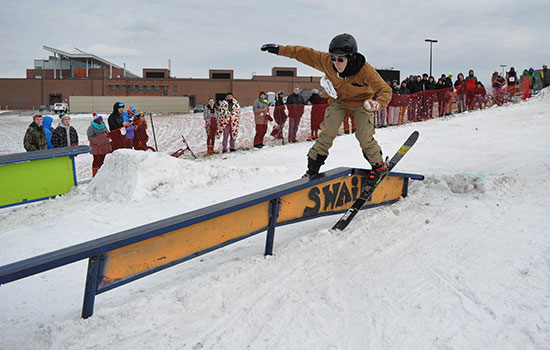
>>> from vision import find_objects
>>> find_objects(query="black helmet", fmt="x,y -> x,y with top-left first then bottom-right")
329,33 -> 358,56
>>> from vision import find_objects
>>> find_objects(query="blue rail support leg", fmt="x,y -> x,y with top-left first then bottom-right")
264,198 -> 280,256
81,255 -> 103,319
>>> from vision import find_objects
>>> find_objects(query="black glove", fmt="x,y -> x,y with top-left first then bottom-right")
261,44 -> 279,55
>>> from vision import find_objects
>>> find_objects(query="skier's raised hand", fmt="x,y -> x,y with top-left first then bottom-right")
261,44 -> 279,54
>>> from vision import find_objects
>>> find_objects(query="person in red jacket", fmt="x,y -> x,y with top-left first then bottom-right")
472,81 -> 487,109
454,73 -> 467,113
271,90 -> 288,141
465,70 -> 478,110
309,89 -> 327,140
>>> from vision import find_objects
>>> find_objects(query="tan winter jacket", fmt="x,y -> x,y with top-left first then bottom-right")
277,45 -> 392,110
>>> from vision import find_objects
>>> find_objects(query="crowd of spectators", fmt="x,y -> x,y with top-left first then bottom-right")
23,64 -> 548,166
23,102 -> 151,176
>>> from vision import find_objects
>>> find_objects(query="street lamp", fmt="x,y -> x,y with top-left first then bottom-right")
500,64 -> 507,76
425,39 -> 438,77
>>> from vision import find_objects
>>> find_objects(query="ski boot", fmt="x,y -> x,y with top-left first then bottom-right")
365,161 -> 388,187
301,154 -> 327,178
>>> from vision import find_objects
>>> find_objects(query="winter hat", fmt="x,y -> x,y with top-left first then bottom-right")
59,113 -> 70,120
127,106 -> 138,115
93,113 -> 103,123
448,72 -> 453,77
259,91 -> 266,97
33,113 -> 43,120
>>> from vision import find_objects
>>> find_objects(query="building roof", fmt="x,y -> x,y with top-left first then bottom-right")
42,45 -> 138,78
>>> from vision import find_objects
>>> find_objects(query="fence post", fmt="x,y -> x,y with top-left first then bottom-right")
81,255 -> 103,319
264,198 -> 280,256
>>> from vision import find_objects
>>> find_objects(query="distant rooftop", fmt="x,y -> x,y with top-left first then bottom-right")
35,45 -> 138,78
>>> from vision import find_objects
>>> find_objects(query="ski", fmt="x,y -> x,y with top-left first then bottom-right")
332,131 -> 419,231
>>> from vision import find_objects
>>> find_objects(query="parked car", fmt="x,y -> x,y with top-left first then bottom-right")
192,104 -> 205,113
39,105 -> 51,112
53,102 -> 68,114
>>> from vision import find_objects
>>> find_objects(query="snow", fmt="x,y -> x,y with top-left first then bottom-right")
1,91 -> 550,349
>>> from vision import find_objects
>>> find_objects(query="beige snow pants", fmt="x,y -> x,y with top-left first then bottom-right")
307,100 -> 383,164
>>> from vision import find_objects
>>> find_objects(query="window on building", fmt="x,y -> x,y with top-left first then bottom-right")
129,85 -> 136,91
119,85 -> 125,91
138,85 -> 144,91
154,85 -> 160,91
212,73 -> 231,79
146,85 -> 152,91
173,85 -> 178,92
276,70 -> 294,77
110,85 -> 116,91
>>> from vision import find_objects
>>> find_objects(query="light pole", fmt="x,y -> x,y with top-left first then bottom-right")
425,39 -> 438,77
500,64 -> 507,76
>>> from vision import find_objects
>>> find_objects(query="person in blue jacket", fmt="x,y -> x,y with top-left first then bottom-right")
42,115 -> 54,149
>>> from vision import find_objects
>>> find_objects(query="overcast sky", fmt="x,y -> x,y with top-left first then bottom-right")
2,0 -> 549,86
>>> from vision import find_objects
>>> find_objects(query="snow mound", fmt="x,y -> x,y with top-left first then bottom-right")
85,150 -> 270,201
421,173 -> 515,195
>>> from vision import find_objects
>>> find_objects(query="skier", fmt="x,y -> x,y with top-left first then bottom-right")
261,33 -> 392,185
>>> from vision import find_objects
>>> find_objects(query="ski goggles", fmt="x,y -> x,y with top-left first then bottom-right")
330,56 -> 346,63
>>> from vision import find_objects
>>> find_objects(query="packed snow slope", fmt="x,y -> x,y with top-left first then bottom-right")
1,91 -> 550,349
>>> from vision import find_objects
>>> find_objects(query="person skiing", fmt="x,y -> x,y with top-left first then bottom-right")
261,33 -> 392,185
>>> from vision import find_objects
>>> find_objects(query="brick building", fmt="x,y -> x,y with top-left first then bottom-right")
0,46 -> 399,111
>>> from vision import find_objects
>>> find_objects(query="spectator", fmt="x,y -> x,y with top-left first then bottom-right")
121,109 -> 135,149
128,107 -> 149,151
271,90 -> 288,141
506,67 -> 518,100
108,102 -> 125,151
42,115 -> 54,149
87,113 -> 111,176
309,89 -> 327,140
541,64 -> 550,88
203,98 -> 220,154
444,73 -> 454,115
387,80 -> 400,126
217,92 -> 241,153
419,74 -> 429,118
472,81 -> 486,109
493,75 -> 507,106
23,113 -> 47,152
465,70 -> 478,110
435,76 -> 448,117
454,73 -> 467,113
343,110 -> 356,133
398,80 -> 410,124
424,76 -> 437,118
407,75 -> 419,121
252,91 -> 271,148
286,86 -> 305,143
51,114 -> 78,148
521,68 -> 535,100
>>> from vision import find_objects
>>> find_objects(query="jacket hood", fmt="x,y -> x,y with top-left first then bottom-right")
112,101 -> 124,115
42,116 -> 53,129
